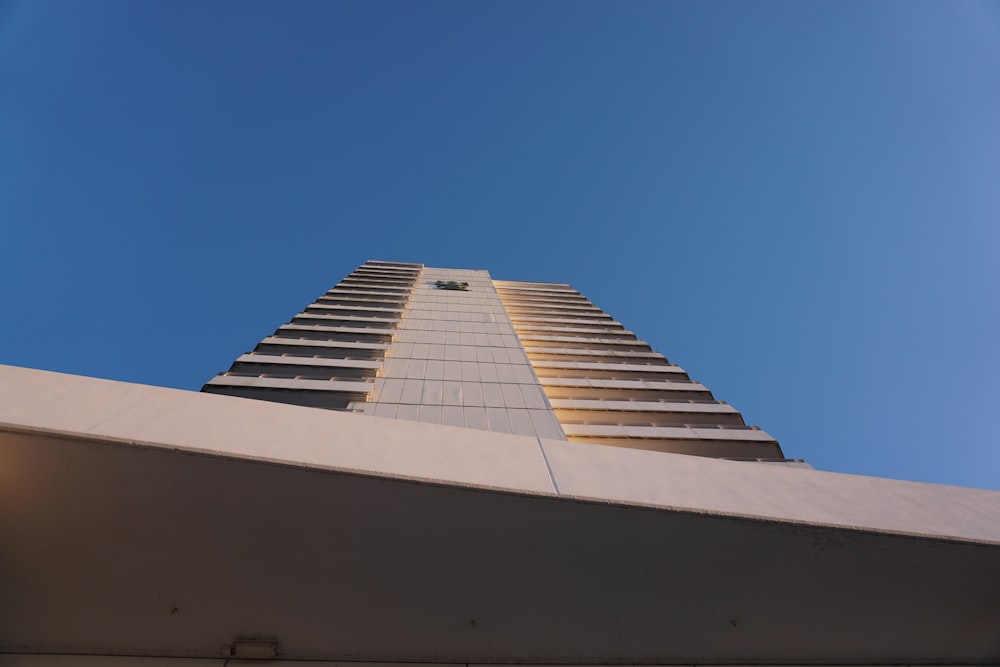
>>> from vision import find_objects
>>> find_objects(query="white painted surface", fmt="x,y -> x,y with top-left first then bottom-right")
539,436 -> 1000,544
0,365 -> 554,495
2,364 -> 999,543
373,269 -> 565,440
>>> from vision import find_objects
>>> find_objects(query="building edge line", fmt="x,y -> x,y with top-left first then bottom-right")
3,420 -> 999,549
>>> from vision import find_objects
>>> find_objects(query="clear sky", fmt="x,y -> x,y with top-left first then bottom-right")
2,1 -> 998,489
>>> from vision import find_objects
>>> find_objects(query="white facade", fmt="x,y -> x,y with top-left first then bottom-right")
361,266 -> 563,441
204,260 -> 785,461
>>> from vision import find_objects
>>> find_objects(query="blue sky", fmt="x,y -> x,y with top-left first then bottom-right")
2,1 -> 998,489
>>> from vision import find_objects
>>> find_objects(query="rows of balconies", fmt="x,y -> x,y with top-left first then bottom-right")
203,261 -> 422,411
495,280 -> 782,459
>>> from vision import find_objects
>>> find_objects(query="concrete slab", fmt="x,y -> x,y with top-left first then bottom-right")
539,437 -> 1000,545
0,365 -> 555,496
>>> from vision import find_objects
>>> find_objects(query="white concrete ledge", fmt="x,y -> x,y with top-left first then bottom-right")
503,299 -> 597,308
532,360 -> 686,374
235,354 -> 382,369
205,375 -> 373,392
540,436 -> 1000,545
518,334 -> 648,347
306,303 -> 404,314
2,365 -> 999,546
295,313 -> 400,324
260,336 -> 388,350
524,347 -> 665,359
323,289 -> 409,298
510,317 -> 621,326
550,398 -> 738,413
561,423 -> 776,442
541,377 -> 710,392
278,324 -> 395,336
0,365 -> 553,494
514,324 -> 634,336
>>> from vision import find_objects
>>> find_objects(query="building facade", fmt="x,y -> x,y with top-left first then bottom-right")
203,259 -> 786,461
2,258 -> 999,665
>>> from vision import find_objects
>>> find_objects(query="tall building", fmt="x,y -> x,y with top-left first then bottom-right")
2,259 -> 999,666
203,260 -> 789,462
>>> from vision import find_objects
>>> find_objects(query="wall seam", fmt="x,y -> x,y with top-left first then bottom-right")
535,436 -> 561,496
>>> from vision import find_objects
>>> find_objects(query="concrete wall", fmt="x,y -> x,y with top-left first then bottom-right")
363,267 -> 564,440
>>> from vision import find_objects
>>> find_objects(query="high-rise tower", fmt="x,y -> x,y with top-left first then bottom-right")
3,259 -> 998,665
203,260 -> 787,461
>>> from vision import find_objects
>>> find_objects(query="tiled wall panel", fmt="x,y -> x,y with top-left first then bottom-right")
367,267 -> 565,440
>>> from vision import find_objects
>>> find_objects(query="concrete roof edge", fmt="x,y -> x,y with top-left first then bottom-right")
2,364 -> 999,546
